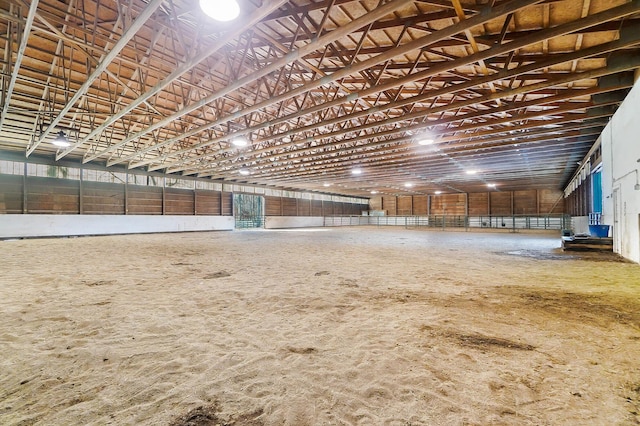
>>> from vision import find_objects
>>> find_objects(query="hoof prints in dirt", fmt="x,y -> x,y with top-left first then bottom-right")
83,280 -> 115,286
451,332 -> 535,351
287,346 -> 318,354
203,271 -> 232,279
421,326 -> 535,351
517,290 -> 640,328
170,405 -> 263,426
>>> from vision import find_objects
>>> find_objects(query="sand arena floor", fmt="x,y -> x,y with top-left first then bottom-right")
1,227 -> 640,425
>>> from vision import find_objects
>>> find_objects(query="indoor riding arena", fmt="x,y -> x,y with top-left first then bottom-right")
1,0 -> 639,425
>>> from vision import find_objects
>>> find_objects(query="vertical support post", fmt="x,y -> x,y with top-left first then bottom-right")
22,161 -> 27,213
192,181 -> 198,216
510,190 -> 514,216
162,177 -> 166,215
124,172 -> 129,215
464,193 -> 469,232
79,166 -> 84,214
194,188 -> 197,215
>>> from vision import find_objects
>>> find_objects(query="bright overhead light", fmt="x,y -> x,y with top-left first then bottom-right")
434,190 -> 442,195
199,0 -> 240,21
51,130 -> 71,147
282,136 -> 292,143
370,190 -> 378,194
487,183 -> 496,188
466,170 -> 478,175
404,182 -> 413,188
323,183 -> 331,187
231,137 -> 248,147
239,168 -> 250,176
351,168 -> 362,175
418,138 -> 434,146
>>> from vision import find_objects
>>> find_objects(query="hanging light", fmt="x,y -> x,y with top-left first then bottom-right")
51,130 -> 71,148
239,168 -> 250,176
199,0 -> 240,22
231,136 -> 248,147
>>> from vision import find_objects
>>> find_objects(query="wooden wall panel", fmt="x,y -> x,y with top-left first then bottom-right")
282,198 -> 298,216
514,190 -> 537,215
397,196 -> 413,215
0,174 -> 23,213
350,203 -> 366,215
431,193 -> 465,215
26,177 -> 79,214
468,192 -> 489,215
128,185 -> 162,215
490,192 -> 512,215
311,200 -> 323,216
195,190 -> 221,215
165,187 -> 194,215
382,196 -> 396,215
412,195 -> 428,215
369,196 -> 382,211
538,189 -> 565,214
221,192 -> 233,216
298,199 -> 311,216
265,196 -> 282,216
323,201 -> 334,216
83,181 -> 125,214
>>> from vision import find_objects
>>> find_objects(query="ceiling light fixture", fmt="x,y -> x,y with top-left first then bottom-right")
487,183 -> 496,188
418,138 -> 434,146
231,137 -> 248,147
199,0 -> 240,21
323,183 -> 331,187
466,170 -> 478,175
404,182 -> 413,188
434,190 -> 442,195
370,190 -> 378,194
239,168 -> 250,176
351,168 -> 362,175
51,130 -> 71,148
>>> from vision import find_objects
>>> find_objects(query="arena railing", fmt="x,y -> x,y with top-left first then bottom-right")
323,214 -> 570,231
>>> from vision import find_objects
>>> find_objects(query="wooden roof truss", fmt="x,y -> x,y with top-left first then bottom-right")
0,0 -> 639,196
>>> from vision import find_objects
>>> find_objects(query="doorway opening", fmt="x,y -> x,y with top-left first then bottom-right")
234,193 -> 264,229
